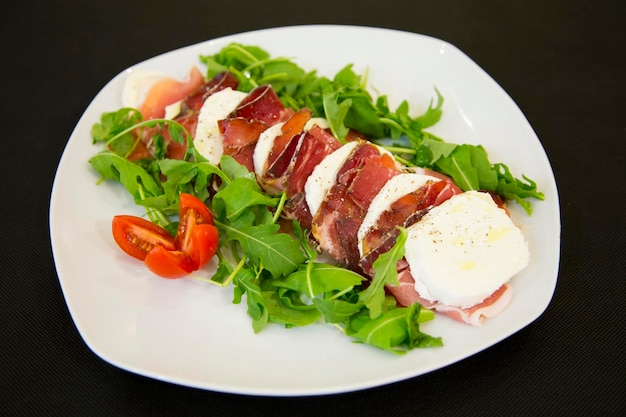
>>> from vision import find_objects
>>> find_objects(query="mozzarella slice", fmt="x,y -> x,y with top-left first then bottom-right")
357,172 -> 440,256
304,117 -> 330,131
304,141 -> 359,217
193,88 -> 248,165
405,190 -> 529,308
253,122 -> 285,176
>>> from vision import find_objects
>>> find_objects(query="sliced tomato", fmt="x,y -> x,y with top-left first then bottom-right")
186,224 -> 219,269
112,215 -> 176,261
176,193 -> 214,250
112,194 -> 219,278
180,193 -> 213,223
144,246 -> 196,279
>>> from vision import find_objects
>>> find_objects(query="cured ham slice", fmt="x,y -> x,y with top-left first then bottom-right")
249,110 -> 341,228
286,125 -> 341,197
390,268 -> 513,326
351,170 -> 518,326
139,66 -> 205,120
127,71 -> 240,161
265,109 -> 313,172
311,142 -> 402,269
233,85 -> 293,126
218,117 -> 268,171
179,71 -> 239,113
215,85 -> 294,170
281,125 -> 342,228
359,172 -> 462,275
258,109 -> 313,194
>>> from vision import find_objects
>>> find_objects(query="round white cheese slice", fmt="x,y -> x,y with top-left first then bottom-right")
357,172 -> 440,256
253,122 -> 285,177
193,88 -> 248,165
404,190 -> 530,308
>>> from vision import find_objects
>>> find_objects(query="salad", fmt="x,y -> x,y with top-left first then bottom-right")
89,43 -> 543,354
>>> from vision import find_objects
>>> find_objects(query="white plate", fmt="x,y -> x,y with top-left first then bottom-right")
50,25 -> 560,396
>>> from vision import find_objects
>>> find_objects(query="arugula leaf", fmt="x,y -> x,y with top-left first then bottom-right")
232,267 -> 269,333
222,222 -> 305,278
268,289 -> 322,327
495,164 -> 545,214
421,136 -> 457,164
413,88 -> 444,129
435,144 -> 497,191
164,160 -> 222,198
210,159 -> 306,279
313,298 -> 363,324
218,154 -> 256,183
258,59 -> 307,96
201,43 -> 268,88
212,176 -> 279,222
349,303 -> 442,354
407,308 -> 442,348
358,228 -> 407,319
322,90 -> 352,140
91,107 -> 143,145
201,43 -> 309,97
156,159 -> 202,206
290,221 -> 318,261
434,144 -> 543,214
277,262 -> 363,298
89,151 -> 163,203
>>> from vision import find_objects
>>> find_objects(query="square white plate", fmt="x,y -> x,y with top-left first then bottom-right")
50,25 -> 560,396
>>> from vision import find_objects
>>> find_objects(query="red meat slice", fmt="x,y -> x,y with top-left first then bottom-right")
311,142 -> 401,270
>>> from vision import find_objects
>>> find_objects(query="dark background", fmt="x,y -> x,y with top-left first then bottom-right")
2,1 -> 624,416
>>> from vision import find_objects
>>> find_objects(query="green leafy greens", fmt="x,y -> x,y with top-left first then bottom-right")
207,160 -> 441,352
200,43 -> 544,214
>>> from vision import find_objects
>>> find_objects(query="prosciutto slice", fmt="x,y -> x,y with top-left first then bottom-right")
179,71 -> 239,113
218,117 -> 268,172
217,85 -> 294,171
129,71 -> 240,161
311,142 -> 401,269
391,268 -> 513,326
360,174 -> 462,275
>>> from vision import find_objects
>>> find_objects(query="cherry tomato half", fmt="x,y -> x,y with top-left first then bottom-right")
111,194 -> 219,279
176,193 -> 214,251
144,246 -> 196,279
186,223 -> 219,269
112,215 -> 176,261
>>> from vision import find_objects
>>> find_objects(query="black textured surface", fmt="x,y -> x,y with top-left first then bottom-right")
2,1 -> 624,416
